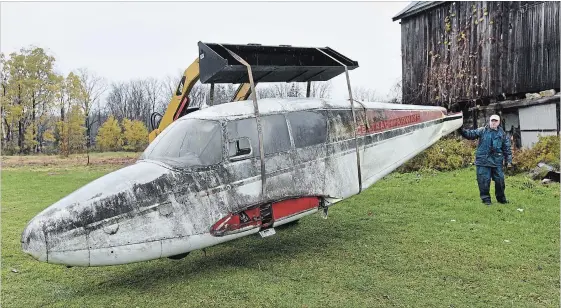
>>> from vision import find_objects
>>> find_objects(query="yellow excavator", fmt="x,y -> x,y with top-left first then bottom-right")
148,58 -> 253,143
148,42 -> 358,143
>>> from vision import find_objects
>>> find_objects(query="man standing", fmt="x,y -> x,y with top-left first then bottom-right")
458,114 -> 513,205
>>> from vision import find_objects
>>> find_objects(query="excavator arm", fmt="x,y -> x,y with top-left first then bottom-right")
232,83 -> 253,101
148,58 -> 252,143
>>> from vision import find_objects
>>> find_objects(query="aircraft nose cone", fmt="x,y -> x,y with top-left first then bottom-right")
21,217 -> 47,262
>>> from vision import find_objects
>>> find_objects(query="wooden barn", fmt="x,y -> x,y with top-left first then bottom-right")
393,1 -> 560,148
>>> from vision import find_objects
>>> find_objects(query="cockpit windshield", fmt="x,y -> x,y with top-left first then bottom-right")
140,118 -> 223,168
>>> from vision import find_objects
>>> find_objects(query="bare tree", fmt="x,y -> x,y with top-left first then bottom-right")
77,67 -> 106,164
189,82 -> 209,107
144,77 -> 163,118
274,83 -> 303,98
105,81 -> 129,122
352,86 -> 379,102
208,84 -> 236,105
385,77 -> 402,104
255,81 -> 332,99
256,85 -> 277,99
309,81 -> 333,98
126,79 -> 150,122
161,72 -> 183,112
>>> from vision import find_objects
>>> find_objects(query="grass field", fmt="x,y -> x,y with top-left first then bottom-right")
1,156 -> 559,307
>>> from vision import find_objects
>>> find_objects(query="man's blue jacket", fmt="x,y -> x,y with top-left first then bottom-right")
459,125 -> 513,167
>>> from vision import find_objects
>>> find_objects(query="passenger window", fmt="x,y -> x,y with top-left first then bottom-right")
287,111 -> 327,147
326,110 -> 354,142
262,114 -> 291,155
227,117 -> 260,159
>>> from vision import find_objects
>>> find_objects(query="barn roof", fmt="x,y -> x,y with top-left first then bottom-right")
392,1 -> 446,21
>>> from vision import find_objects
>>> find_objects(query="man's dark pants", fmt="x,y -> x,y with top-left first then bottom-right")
476,165 -> 506,203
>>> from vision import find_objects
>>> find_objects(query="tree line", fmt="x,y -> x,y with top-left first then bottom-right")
1,46 -> 401,156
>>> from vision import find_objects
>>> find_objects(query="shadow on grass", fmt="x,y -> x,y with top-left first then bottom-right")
71,214 -> 388,295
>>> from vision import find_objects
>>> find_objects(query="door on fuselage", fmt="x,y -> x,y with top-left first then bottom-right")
259,113 -> 295,201
224,114 -> 295,208
286,110 -> 328,197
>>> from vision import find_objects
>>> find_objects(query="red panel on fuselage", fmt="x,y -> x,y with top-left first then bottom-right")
210,207 -> 261,236
272,197 -> 320,220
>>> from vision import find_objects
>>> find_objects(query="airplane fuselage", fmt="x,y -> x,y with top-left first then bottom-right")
22,98 -> 463,266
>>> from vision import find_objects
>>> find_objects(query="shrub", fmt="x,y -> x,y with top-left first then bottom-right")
513,135 -> 560,171
2,144 -> 20,155
398,135 -> 476,173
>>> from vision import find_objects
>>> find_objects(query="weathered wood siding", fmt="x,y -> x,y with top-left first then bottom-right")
400,1 -> 560,106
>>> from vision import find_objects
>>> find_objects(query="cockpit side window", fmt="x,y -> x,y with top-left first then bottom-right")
140,118 -> 223,167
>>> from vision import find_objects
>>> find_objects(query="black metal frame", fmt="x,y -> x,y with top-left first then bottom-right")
198,42 -> 361,199
198,42 -> 358,84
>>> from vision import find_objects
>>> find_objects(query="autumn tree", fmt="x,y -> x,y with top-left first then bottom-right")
57,104 -> 86,156
26,47 -> 57,153
122,118 -> 148,152
96,115 -> 122,151
2,49 -> 28,153
66,105 -> 87,153
0,52 -> 14,152
0,47 -> 58,154
55,73 -> 87,156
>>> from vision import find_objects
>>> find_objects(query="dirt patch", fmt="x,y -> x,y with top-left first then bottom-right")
2,153 -> 140,168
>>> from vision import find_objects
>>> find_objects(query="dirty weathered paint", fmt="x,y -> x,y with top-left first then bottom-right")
22,97 -> 463,267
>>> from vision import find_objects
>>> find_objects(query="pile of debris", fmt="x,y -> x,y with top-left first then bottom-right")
529,162 -> 560,185
525,89 -> 557,100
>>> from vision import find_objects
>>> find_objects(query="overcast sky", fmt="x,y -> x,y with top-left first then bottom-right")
1,1 -> 408,100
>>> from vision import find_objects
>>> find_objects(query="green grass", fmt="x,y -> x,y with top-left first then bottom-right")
2,165 -> 559,307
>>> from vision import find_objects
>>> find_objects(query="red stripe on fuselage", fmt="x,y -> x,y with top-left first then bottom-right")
356,109 -> 444,136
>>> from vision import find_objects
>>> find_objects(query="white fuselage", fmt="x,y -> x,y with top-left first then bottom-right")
22,98 -> 463,266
